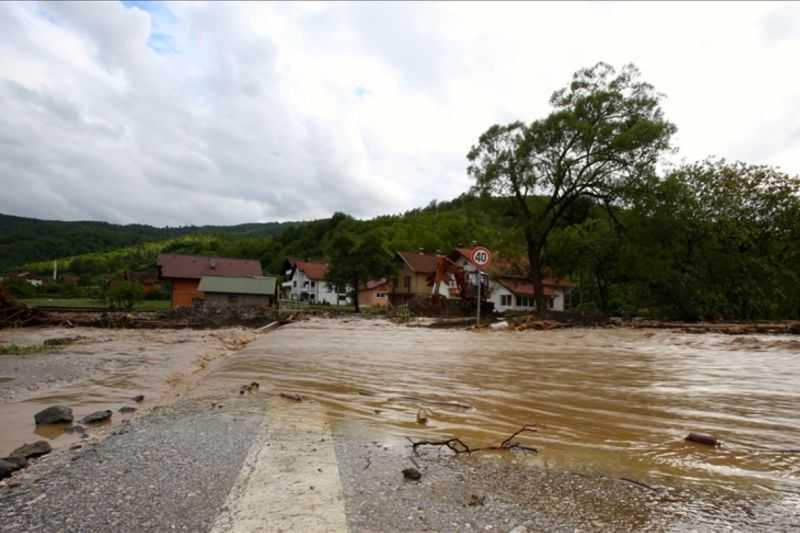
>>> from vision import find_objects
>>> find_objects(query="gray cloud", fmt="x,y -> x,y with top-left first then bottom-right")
0,1 -> 798,226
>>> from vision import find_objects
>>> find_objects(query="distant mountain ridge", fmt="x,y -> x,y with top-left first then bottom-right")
0,212 -> 303,271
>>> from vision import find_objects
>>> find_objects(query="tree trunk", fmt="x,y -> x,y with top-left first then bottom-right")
352,275 -> 360,313
527,239 -> 547,315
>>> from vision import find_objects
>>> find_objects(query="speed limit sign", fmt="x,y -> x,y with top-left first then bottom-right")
470,246 -> 492,268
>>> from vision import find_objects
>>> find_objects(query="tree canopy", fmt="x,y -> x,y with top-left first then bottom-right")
468,63 -> 676,311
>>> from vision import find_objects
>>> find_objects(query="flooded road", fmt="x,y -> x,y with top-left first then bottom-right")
198,319 -> 800,501
0,327 -> 256,455
2,318 -> 799,527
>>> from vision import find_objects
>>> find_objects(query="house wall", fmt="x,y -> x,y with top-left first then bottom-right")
358,286 -> 391,308
202,293 -> 273,308
488,282 -> 566,313
391,263 -> 435,302
170,278 -> 201,308
489,283 -> 516,312
285,269 -> 351,305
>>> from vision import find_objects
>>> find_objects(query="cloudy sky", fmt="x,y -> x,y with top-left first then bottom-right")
0,1 -> 798,226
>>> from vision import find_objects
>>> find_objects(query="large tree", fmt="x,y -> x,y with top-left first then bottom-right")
467,62 -> 676,312
326,230 -> 396,312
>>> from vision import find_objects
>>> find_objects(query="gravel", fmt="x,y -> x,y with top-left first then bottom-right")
0,401 -> 261,533
331,421 -> 799,532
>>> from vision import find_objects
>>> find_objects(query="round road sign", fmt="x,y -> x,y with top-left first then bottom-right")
470,246 -> 492,268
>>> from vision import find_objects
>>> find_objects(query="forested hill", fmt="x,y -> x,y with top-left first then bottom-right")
0,212 -> 302,270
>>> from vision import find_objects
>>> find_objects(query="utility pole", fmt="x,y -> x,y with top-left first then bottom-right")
476,270 -> 482,326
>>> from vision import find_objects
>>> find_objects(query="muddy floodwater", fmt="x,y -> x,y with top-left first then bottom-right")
2,318 -> 799,526
199,319 -> 800,514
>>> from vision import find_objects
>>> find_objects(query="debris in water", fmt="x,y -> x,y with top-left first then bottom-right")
279,392 -> 303,402
685,432 -> 718,446
416,408 -> 431,425
119,406 -> 137,414
402,467 -> 421,481
409,425 -> 538,455
132,395 -> 145,403
43,336 -> 83,347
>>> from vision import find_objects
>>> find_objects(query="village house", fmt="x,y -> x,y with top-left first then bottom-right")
197,276 -> 277,308
358,279 -> 392,308
448,247 -> 574,312
156,253 -> 263,308
391,251 -> 454,305
283,259 -> 350,305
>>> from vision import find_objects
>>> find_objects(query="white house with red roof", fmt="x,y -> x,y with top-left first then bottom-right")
449,247 -> 574,312
283,259 -> 351,305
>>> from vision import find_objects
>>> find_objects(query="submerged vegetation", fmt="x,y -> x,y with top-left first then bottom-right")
0,343 -> 52,356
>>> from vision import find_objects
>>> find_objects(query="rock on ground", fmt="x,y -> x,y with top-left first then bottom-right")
80,410 -> 112,424
10,441 -> 51,459
34,406 -> 73,425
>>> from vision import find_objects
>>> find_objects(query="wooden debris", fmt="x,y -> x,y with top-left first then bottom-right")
409,424 -> 538,456
279,392 -> 303,402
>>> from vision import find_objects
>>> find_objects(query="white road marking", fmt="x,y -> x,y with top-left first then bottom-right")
211,399 -> 348,533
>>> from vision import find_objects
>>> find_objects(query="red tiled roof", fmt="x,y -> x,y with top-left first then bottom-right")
496,277 -> 557,296
397,251 -> 440,273
296,260 -> 329,281
157,254 -> 262,280
362,278 -> 391,291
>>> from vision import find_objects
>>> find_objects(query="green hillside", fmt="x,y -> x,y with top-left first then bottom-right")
0,213 -> 301,271
4,170 -> 800,322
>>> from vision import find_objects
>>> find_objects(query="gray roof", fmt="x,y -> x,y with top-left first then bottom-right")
198,276 -> 277,296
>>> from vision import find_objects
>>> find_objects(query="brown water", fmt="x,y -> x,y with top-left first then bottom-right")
0,327 -> 256,455
198,319 -> 800,500
2,319 -> 799,522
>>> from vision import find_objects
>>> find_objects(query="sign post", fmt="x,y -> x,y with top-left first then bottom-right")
469,246 -> 492,327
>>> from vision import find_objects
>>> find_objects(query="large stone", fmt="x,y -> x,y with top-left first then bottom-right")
2,455 -> 28,471
34,406 -> 73,425
80,410 -> 113,424
0,459 -> 17,480
10,441 -> 51,459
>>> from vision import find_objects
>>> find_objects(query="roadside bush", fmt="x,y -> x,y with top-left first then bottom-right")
1,279 -> 36,298
105,281 -> 145,310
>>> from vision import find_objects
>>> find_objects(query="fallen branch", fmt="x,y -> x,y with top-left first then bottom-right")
409,425 -> 538,456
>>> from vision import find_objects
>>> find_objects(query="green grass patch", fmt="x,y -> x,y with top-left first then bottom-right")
0,343 -> 51,356
19,298 -> 170,311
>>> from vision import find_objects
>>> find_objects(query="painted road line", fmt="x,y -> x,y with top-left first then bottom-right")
210,399 -> 348,533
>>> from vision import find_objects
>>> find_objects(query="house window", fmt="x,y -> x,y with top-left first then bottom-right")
500,294 -> 511,306
518,295 -> 532,307
311,281 -> 316,288
404,276 -> 411,290
376,292 -> 386,299
293,281 -> 297,288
